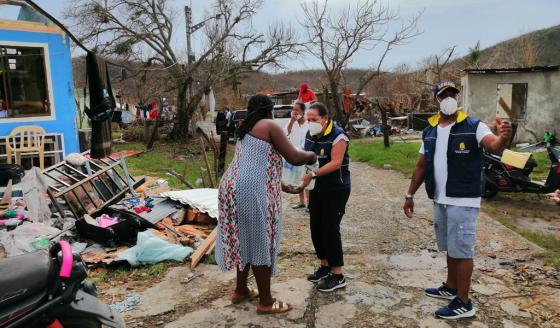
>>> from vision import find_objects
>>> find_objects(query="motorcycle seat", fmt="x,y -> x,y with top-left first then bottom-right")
0,250 -> 53,308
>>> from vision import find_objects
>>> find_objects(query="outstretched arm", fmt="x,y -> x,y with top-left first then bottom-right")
269,122 -> 316,166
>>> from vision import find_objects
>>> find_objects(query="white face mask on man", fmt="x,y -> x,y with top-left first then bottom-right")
308,121 -> 324,136
439,97 -> 459,116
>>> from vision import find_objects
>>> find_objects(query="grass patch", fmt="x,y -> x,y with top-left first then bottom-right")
113,141 -> 233,189
529,152 -> 550,180
482,204 -> 560,268
349,139 -> 421,176
89,262 -> 173,285
533,251 -> 560,268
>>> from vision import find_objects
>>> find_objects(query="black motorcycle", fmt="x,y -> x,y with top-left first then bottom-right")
483,142 -> 560,198
0,241 -> 124,328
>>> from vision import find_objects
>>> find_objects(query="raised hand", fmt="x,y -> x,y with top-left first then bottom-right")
495,117 -> 512,140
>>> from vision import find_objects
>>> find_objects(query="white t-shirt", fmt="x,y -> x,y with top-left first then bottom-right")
285,120 -> 310,149
419,122 -> 492,208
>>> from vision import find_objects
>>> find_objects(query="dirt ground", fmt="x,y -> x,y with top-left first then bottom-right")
99,162 -> 560,328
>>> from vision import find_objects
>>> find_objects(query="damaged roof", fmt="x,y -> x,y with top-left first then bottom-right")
160,189 -> 219,219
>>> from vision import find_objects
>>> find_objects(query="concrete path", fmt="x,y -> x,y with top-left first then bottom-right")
108,162 -> 559,328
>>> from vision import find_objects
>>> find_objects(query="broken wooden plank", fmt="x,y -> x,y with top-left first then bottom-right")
205,240 -> 216,257
190,227 -> 217,269
175,224 -> 208,238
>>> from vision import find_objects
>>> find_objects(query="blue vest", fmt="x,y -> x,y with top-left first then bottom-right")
422,114 -> 483,199
305,122 -> 351,191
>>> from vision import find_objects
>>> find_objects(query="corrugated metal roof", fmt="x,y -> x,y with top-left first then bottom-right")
160,189 -> 218,219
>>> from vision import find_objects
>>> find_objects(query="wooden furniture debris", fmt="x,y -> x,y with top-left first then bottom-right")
190,227 -> 217,269
6,125 -> 46,169
44,152 -> 145,220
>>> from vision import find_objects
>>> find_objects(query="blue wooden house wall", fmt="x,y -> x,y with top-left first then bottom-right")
0,23 -> 79,154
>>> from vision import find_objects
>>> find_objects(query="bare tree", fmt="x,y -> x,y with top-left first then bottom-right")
301,0 -> 420,126
65,0 -> 300,139
422,46 -> 456,83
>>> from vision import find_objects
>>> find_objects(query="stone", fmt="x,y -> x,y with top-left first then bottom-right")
165,278 -> 310,328
128,265 -> 234,318
387,269 -> 443,289
469,322 -> 489,328
471,283 -> 508,296
315,301 -> 356,328
500,301 -> 532,318
343,282 -> 411,314
502,319 -> 529,328
271,278 -> 312,320
394,298 -> 439,320
417,317 -> 452,328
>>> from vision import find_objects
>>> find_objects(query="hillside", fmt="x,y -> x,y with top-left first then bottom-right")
456,24 -> 560,69
237,69 -> 368,95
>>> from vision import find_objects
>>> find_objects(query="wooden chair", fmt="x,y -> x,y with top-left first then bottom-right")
5,125 -> 46,170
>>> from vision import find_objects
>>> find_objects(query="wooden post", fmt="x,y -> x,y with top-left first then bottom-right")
199,137 -> 215,187
377,101 -> 390,148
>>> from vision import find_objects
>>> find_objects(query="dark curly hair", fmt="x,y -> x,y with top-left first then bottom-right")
309,102 -> 329,117
237,94 -> 273,140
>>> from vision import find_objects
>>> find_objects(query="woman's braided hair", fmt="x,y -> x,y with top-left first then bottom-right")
238,94 -> 274,140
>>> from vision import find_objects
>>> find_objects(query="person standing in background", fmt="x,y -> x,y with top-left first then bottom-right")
297,83 -> 317,109
284,102 -> 310,209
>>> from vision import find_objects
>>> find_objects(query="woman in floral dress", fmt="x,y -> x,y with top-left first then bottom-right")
216,95 -> 316,314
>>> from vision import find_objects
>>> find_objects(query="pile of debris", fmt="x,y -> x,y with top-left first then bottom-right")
0,151 -> 219,271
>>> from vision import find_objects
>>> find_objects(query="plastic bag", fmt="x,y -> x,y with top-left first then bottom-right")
21,167 -> 51,224
282,160 -> 307,187
0,222 -> 61,256
117,231 -> 193,266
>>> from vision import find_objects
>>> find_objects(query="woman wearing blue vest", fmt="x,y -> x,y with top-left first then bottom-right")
301,102 -> 351,293
403,81 -> 511,320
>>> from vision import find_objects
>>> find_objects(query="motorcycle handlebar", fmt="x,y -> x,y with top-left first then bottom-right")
49,240 -> 73,279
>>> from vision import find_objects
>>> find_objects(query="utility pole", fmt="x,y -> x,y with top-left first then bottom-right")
185,6 -> 193,98
184,5 -> 221,98
185,5 -> 194,65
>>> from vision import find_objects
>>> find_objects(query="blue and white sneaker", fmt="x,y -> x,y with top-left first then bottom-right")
436,297 -> 476,320
425,282 -> 457,300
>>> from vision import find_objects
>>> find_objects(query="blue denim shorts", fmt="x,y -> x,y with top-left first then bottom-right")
433,203 -> 480,259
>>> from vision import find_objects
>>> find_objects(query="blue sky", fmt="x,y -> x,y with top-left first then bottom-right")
2,0 -> 559,72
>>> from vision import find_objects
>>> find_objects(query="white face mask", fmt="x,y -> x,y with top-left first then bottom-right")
308,121 -> 323,136
439,97 -> 458,116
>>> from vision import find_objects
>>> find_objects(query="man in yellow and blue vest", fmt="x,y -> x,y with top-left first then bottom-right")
403,81 -> 511,320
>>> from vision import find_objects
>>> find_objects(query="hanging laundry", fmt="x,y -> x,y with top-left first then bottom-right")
85,51 -> 116,158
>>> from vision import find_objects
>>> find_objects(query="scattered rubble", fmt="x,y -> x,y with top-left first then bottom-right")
0,150 -> 220,275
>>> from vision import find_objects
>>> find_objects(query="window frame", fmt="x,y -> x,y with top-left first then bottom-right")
0,41 -> 55,123
496,82 -> 528,121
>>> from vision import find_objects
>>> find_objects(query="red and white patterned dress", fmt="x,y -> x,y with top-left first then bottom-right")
216,134 -> 283,274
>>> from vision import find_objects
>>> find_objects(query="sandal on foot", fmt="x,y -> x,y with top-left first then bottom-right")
256,300 -> 293,315
230,288 -> 259,304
